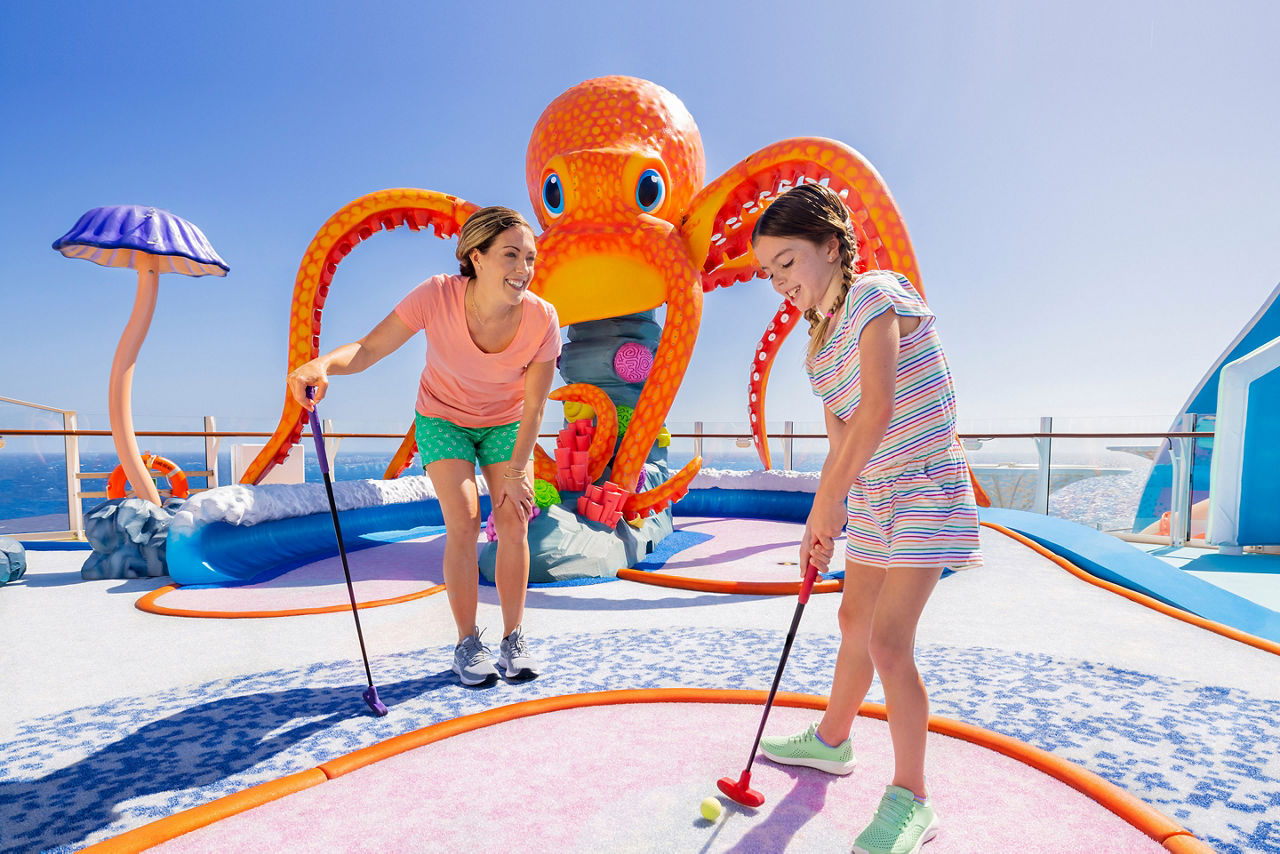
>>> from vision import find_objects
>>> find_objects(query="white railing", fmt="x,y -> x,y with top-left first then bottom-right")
0,396 -> 83,540
0,415 -> 1211,545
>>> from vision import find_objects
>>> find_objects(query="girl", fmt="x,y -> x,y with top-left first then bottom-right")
287,206 -> 561,687
752,184 -> 981,854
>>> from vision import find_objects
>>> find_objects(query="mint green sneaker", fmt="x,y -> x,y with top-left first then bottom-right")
852,785 -> 939,854
759,722 -> 856,775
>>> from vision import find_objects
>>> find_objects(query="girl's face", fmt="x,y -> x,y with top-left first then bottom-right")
472,226 -> 537,302
753,233 -> 841,312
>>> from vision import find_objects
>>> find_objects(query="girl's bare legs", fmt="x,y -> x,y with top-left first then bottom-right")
869,565 -> 943,798
816,560 -> 884,746
815,559 -> 943,800
480,462 -> 531,638
425,459 -> 484,642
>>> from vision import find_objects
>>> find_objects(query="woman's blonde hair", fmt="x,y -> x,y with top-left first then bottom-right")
456,206 -> 533,277
751,183 -> 860,360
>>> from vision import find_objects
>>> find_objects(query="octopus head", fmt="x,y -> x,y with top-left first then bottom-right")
525,77 -> 707,324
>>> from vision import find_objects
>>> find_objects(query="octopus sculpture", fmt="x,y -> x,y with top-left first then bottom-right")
244,76 -> 924,561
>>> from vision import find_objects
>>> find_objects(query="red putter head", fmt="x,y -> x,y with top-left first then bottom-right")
717,772 -> 764,808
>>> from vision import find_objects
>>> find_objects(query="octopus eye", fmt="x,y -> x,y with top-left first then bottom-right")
542,172 -> 565,217
635,168 -> 665,212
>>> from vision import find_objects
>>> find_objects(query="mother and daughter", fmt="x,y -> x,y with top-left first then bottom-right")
286,183 -> 979,854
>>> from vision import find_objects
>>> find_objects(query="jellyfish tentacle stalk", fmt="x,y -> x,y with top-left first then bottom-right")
107,255 -> 163,506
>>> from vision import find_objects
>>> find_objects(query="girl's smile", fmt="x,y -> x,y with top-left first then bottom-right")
754,233 -> 843,313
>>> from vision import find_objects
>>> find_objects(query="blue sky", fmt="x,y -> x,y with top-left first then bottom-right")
2,0 -> 1278,442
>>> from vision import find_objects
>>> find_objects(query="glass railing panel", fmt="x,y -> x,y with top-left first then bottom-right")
1044,436 -> 1157,533
962,437 -> 1044,511
0,401 -> 70,534
1045,416 -> 1178,535
789,420 -> 827,475
664,421 -> 697,472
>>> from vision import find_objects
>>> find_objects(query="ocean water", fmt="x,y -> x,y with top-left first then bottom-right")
0,446 -> 1149,535
0,451 -> 411,533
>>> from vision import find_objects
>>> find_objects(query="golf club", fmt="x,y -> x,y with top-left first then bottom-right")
306,386 -> 389,717
718,560 -> 820,807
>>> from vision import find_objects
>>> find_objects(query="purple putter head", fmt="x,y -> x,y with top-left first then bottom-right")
363,686 -> 388,716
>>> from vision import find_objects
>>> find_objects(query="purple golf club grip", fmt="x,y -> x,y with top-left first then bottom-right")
305,387 -> 330,475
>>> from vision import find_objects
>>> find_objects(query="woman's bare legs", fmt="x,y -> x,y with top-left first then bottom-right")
425,458 -> 483,642
480,461 -> 531,638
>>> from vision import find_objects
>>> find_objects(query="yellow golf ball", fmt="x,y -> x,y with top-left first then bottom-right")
700,796 -> 723,821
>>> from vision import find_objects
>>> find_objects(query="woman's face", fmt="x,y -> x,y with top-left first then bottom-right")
472,225 -> 537,301
753,233 -> 840,312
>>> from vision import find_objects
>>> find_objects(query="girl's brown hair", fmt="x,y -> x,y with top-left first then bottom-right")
456,206 -> 534,277
751,183 -> 860,360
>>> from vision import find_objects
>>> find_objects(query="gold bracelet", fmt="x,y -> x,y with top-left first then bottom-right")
502,472 -> 528,480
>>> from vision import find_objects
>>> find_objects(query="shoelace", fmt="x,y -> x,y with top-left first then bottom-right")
462,633 -> 492,665
506,633 -> 529,657
874,794 -> 914,832
788,724 -> 821,744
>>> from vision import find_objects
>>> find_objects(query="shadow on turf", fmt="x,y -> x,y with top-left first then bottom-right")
0,672 -> 465,853
723,762 -> 841,853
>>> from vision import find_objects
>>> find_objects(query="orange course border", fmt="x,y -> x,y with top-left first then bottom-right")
982,522 -> 1280,657
134,583 -> 446,619
84,688 -> 1209,853
616,567 -> 843,596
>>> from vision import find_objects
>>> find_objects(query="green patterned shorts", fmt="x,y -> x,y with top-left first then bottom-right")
414,414 -> 520,468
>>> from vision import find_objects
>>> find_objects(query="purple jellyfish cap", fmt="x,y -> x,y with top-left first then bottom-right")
52,205 -> 229,276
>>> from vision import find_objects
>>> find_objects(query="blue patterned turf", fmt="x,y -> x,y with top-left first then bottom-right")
1,628 -> 1277,853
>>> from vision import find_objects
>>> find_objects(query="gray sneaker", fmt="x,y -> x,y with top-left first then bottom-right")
452,628 -> 498,686
497,625 -> 539,680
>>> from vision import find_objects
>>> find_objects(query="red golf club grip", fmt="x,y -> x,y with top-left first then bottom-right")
798,562 -> 819,605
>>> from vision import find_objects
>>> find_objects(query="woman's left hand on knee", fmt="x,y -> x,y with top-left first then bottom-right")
495,477 -> 534,523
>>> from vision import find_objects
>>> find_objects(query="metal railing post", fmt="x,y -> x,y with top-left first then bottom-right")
1168,413 -> 1196,547
204,415 -> 219,488
64,410 -> 84,539
1034,416 -> 1053,515
693,421 -> 703,461
783,420 -> 794,472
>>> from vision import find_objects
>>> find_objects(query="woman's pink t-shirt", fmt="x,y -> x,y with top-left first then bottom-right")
394,273 -> 562,427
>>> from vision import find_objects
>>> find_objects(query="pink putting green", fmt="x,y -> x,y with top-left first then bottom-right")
138,535 -> 448,618
619,517 -> 844,595
148,700 -> 1168,852
655,517 -> 812,581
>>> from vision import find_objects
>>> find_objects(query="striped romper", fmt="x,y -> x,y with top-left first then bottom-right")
807,271 -> 983,571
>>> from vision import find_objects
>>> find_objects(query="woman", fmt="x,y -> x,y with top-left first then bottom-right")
751,184 -> 982,854
287,206 -> 560,687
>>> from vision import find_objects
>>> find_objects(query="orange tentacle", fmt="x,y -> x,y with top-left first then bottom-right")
700,253 -> 760,292
533,445 -> 557,484
382,427 -> 418,479
679,139 -> 926,474
680,137 -> 921,296
749,302 -> 803,469
242,190 -> 479,485
549,384 -> 618,484
622,456 -> 702,519
608,265 -> 702,497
